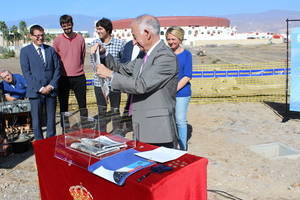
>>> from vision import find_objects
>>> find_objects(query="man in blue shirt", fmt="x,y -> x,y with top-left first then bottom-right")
0,70 -> 27,101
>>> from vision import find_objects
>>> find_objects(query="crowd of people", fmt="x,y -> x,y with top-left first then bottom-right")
0,14 -> 193,150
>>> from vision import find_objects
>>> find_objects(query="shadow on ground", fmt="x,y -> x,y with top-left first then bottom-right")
187,123 -> 193,141
263,101 -> 300,122
0,144 -> 33,169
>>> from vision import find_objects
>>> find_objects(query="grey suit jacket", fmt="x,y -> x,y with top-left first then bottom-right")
104,40 -> 178,144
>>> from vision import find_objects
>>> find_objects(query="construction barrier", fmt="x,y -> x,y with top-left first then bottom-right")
190,62 -> 287,103
67,61 -> 287,108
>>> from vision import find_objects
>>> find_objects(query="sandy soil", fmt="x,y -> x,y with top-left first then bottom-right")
1,102 -> 300,200
1,43 -> 300,200
189,102 -> 300,200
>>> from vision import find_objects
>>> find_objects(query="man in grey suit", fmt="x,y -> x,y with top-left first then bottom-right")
96,15 -> 178,148
20,25 -> 60,140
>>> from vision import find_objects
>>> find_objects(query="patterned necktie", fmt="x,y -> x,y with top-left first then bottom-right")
37,47 -> 45,66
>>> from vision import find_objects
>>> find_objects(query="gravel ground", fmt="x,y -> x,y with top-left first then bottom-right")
1,102 -> 300,199
1,43 -> 300,199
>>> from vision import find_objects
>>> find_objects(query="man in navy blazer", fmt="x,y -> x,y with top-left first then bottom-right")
120,40 -> 135,64
20,25 -> 61,140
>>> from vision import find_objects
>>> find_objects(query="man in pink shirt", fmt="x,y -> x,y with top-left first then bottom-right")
53,15 -> 87,127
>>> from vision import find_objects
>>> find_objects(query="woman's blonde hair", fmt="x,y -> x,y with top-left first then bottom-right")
165,26 -> 185,41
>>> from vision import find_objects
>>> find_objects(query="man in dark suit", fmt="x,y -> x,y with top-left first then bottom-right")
20,25 -> 60,140
96,15 -> 178,148
120,40 -> 141,64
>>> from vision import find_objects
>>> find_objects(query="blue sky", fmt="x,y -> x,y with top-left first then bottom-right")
0,0 -> 300,21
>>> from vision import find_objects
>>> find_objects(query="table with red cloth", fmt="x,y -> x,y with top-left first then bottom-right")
33,134 -> 208,200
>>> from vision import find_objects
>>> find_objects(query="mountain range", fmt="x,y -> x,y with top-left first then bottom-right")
6,14 -> 100,35
227,10 -> 300,33
5,10 -> 300,34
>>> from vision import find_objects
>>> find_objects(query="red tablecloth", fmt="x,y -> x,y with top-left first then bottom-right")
33,134 -> 208,200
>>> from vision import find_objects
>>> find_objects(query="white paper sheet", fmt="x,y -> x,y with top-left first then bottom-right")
134,147 -> 187,163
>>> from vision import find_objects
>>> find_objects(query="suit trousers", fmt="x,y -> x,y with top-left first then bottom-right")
30,95 -> 56,140
58,75 -> 87,120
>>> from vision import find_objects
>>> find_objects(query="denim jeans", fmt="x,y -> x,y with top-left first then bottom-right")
175,96 -> 191,150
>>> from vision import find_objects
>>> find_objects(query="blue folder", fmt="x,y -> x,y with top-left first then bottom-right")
88,148 -> 155,185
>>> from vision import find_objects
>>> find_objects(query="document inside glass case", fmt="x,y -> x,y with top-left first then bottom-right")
54,109 -> 138,169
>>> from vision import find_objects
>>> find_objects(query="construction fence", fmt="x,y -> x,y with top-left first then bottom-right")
190,61 -> 288,103
68,61 -> 288,109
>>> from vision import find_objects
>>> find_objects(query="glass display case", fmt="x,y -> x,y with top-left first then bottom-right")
54,107 -> 138,169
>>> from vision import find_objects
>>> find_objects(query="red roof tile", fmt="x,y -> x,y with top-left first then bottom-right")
112,16 -> 230,29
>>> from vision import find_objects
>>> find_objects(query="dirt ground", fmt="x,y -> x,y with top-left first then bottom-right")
1,43 -> 300,200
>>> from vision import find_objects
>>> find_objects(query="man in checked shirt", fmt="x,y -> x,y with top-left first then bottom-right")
90,18 -> 126,134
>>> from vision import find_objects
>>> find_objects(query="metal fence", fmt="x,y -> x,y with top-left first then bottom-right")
190,61 -> 287,103
67,61 -> 287,109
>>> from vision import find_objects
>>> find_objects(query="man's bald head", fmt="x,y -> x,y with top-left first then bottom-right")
130,15 -> 161,52
132,15 -> 160,35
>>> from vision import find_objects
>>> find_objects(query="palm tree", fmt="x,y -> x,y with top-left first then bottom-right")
0,21 -> 9,46
19,21 -> 29,44
10,25 -> 22,46
44,33 -> 56,43
10,25 -> 17,45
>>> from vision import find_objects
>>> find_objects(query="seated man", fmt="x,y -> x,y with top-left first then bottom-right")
0,70 -> 27,101
0,80 -> 3,102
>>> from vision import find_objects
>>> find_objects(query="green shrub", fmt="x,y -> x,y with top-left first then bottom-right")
0,49 -> 15,59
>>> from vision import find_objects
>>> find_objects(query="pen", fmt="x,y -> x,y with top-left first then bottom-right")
137,171 -> 152,182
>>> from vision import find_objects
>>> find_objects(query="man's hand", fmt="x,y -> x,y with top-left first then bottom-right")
5,94 -> 16,101
96,64 -> 113,78
90,43 -> 99,54
98,45 -> 106,55
90,43 -> 106,55
40,85 -> 53,95
45,85 -> 53,94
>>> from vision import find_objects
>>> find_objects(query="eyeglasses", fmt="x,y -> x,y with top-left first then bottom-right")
32,34 -> 44,38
